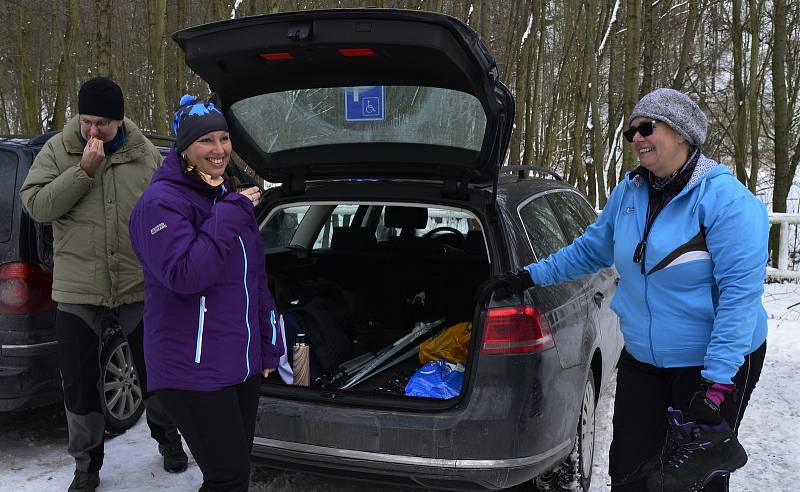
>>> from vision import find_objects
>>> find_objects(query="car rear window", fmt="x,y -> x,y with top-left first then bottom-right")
260,203 -> 480,252
231,86 -> 487,154
0,149 -> 18,243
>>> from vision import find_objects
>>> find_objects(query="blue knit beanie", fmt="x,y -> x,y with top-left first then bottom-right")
630,88 -> 708,146
172,95 -> 228,154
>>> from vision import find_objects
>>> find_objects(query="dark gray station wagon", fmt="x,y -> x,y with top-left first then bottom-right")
174,9 -> 622,491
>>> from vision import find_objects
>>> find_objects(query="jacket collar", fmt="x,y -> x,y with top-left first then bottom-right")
61,115 -> 149,163
152,149 -> 231,199
624,153 -> 728,195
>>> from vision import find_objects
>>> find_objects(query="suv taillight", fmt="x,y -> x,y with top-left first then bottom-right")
0,262 -> 54,314
481,306 -> 554,354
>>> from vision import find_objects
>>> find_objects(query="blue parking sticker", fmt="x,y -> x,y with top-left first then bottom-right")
344,86 -> 385,121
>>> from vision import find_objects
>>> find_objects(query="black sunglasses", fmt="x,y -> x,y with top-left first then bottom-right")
623,120 -> 658,142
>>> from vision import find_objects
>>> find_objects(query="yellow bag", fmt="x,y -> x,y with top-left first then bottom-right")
419,322 -> 472,365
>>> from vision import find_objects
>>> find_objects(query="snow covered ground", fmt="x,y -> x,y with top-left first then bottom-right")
2,283 -> 798,491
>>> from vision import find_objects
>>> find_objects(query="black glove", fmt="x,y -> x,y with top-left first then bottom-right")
474,269 -> 535,303
686,389 -> 723,425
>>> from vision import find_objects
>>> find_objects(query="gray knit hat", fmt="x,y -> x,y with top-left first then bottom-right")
630,88 -> 708,146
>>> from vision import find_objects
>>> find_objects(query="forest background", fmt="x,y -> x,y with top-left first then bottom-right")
2,0 -> 799,264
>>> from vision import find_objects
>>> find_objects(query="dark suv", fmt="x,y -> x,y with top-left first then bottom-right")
0,133 -> 169,432
175,9 -> 622,491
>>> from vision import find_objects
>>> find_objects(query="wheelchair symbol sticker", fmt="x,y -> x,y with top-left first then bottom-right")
345,86 -> 385,121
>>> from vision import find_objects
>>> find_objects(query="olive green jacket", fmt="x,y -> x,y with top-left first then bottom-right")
20,116 -> 161,307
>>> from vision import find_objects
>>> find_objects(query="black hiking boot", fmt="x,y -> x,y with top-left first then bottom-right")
67,470 -> 99,491
646,407 -> 748,492
158,437 -> 189,473
611,408 -> 694,489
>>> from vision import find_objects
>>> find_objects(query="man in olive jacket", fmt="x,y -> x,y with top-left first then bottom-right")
20,77 -> 187,492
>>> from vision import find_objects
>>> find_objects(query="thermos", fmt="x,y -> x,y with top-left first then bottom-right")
293,334 -> 310,387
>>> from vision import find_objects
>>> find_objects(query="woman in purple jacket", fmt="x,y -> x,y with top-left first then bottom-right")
129,96 -> 284,492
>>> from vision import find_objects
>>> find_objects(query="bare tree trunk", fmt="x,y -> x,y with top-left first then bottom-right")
638,3 -> 654,97
672,0 -> 701,90
523,2 -> 545,166
500,1 -> 523,81
589,0 -> 610,207
49,0 -> 79,131
607,1 -> 622,190
770,0 -> 789,266
479,0 -> 491,42
95,0 -> 113,77
731,0 -> 749,185
620,0 -> 641,181
0,90 -> 11,134
533,3 -> 548,165
571,0 -> 594,199
215,1 -> 232,19
746,0 -> 761,193
148,0 -> 168,133
510,1 -> 534,164
14,1 -> 40,135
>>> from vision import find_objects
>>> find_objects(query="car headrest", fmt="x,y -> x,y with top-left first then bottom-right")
464,230 -> 486,256
384,206 -> 428,229
331,227 -> 377,250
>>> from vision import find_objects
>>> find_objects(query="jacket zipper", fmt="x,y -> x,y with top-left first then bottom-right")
238,236 -> 252,381
195,296 -> 206,363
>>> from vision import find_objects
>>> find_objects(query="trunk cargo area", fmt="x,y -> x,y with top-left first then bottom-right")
263,242 -> 489,400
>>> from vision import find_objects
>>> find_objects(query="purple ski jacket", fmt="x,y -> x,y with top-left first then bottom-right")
129,150 -> 283,392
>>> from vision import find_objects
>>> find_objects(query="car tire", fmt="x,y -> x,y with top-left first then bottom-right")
101,334 -> 145,433
532,369 -> 596,492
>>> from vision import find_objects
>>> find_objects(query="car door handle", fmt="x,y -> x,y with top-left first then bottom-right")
593,292 -> 604,308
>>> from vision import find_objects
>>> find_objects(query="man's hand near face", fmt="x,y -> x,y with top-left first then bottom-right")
80,137 -> 105,177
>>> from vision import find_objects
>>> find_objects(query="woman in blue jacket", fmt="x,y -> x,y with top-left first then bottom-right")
129,96 -> 284,492
482,88 -> 767,492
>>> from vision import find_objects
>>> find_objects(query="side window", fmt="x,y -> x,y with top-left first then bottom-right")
566,192 -> 598,229
312,204 -> 356,249
260,206 -> 306,250
519,197 -> 568,259
0,150 -> 18,243
547,192 -> 588,242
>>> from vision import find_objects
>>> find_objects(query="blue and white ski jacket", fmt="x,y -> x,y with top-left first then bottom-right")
526,155 -> 768,384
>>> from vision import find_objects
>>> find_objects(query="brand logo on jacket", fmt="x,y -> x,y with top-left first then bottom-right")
150,222 -> 167,235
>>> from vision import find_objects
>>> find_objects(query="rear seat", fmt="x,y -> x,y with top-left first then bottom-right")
378,206 -> 445,253
331,226 -> 378,250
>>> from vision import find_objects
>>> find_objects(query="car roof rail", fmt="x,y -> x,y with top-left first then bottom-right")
500,165 -> 563,181
28,131 -> 61,146
143,132 -> 175,145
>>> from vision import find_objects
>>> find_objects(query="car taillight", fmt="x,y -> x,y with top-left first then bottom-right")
338,48 -> 376,57
481,306 -> 554,354
0,262 -> 55,314
259,52 -> 294,61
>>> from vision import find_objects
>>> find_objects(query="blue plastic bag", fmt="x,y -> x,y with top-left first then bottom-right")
405,360 -> 464,399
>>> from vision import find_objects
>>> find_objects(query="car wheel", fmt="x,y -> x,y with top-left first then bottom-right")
101,334 -> 144,433
532,369 -> 596,491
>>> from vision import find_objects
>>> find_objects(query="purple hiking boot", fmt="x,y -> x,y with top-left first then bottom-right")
646,407 -> 748,492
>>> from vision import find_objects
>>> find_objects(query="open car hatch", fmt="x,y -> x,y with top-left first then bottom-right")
173,9 -> 513,192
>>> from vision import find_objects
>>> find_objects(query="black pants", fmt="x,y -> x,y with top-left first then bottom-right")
57,310 -> 178,472
157,376 -> 262,492
609,342 -> 766,492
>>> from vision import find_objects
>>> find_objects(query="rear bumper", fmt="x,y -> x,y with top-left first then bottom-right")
252,436 -> 572,490
252,351 -> 585,490
0,312 -> 61,412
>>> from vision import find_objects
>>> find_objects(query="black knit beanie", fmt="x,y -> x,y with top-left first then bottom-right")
78,77 -> 124,120
172,95 -> 228,154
